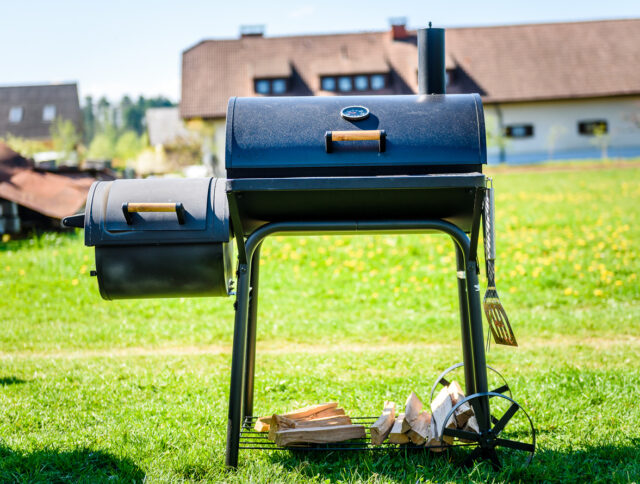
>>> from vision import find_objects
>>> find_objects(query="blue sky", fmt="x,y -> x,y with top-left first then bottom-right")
1,0 -> 637,102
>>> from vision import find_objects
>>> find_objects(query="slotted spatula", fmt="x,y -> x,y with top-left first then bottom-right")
483,185 -> 518,346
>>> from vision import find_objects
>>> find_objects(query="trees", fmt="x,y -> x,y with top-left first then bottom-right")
50,117 -> 81,162
80,94 -> 176,166
82,96 -> 96,144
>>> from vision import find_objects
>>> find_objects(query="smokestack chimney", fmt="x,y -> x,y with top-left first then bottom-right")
389,17 -> 408,40
417,23 -> 446,95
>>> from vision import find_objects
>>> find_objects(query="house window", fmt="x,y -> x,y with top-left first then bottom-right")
9,106 -> 23,123
272,79 -> 287,94
338,76 -> 352,92
42,105 -> 56,122
505,124 -> 534,138
254,78 -> 288,95
320,74 -> 388,93
354,75 -> 368,91
370,74 -> 386,90
321,77 -> 336,91
578,120 -> 608,136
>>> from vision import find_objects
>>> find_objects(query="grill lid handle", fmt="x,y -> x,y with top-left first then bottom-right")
122,202 -> 186,225
325,130 -> 386,153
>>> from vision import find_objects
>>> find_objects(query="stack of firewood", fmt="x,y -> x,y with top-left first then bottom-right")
253,381 -> 477,448
372,381 -> 479,449
254,402 -> 365,446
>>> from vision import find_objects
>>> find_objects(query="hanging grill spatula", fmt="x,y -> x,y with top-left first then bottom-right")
483,183 -> 518,346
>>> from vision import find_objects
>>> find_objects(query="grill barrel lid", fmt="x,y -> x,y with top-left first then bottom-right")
84,177 -> 230,246
225,94 -> 486,175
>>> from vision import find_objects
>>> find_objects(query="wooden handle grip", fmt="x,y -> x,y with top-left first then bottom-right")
126,202 -> 178,213
330,130 -> 382,141
122,202 -> 186,224
325,129 -> 386,153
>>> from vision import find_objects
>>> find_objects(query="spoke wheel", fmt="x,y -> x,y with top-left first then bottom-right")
429,362 -> 512,407
440,392 -> 536,470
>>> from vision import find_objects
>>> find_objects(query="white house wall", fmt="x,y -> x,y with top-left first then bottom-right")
484,96 -> 640,163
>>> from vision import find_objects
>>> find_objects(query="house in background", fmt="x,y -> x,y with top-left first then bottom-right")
180,18 -> 640,166
146,107 -> 194,148
0,83 -> 82,141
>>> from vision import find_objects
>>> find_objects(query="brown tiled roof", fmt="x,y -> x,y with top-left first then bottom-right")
0,83 -> 82,139
181,19 -> 640,119
0,142 -> 93,219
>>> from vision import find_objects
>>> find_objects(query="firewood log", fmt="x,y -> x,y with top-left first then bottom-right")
388,413 -> 410,444
431,387 -> 457,445
370,401 -> 396,445
275,424 -> 365,446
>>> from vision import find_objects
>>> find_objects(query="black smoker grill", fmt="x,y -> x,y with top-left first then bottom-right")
64,26 -> 535,470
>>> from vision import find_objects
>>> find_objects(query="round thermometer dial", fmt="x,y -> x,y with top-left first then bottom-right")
340,105 -> 370,121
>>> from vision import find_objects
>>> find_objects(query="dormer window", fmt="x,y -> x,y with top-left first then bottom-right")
354,75 -> 368,91
42,105 -> 56,122
9,106 -> 23,123
321,77 -> 336,91
370,74 -> 386,90
338,76 -> 352,92
320,73 -> 388,93
254,78 -> 288,95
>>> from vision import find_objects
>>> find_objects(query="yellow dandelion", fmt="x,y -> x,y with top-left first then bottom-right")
1,234 -> 9,243
509,287 -> 517,294
593,289 -> 603,297
19,269 -> 25,276
615,280 -> 623,286
4,266 -> 10,272
80,264 -> 87,274
72,278 -> 79,286
563,287 -> 573,296
573,264 -> 582,271
83,255 -> 89,261
371,292 -> 379,299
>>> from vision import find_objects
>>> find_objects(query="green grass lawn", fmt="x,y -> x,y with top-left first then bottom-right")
1,163 -> 639,483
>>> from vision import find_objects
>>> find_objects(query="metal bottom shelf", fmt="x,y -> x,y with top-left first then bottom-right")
240,416 -> 471,452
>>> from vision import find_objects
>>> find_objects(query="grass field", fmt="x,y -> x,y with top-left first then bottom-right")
1,163 -> 639,483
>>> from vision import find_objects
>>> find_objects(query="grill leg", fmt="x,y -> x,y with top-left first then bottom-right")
465,258 -> 491,432
455,246 -> 476,396
243,243 -> 262,420
225,262 -> 252,468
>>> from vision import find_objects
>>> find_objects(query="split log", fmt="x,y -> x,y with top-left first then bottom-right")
431,387 -> 456,445
255,402 -> 338,432
370,401 -> 396,445
275,424 -> 365,446
407,411 -> 430,445
305,407 -> 345,420
254,416 -> 271,432
283,402 -> 338,420
388,413 -> 410,444
272,414 -> 352,432
425,415 -> 445,452
460,415 -> 480,443
447,381 -> 474,428
268,408 -> 347,441
402,391 -> 423,432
